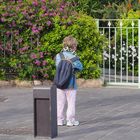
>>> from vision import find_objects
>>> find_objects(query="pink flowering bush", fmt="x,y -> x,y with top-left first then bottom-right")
0,0 -> 105,80
0,0 -> 75,80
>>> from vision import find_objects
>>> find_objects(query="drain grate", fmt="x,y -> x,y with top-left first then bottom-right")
0,128 -> 33,135
0,97 -> 8,102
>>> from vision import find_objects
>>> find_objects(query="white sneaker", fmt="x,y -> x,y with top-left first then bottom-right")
66,120 -> 80,126
57,120 -> 66,126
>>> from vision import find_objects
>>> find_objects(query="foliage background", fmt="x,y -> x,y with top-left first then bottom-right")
67,0 -> 140,19
0,0 -> 139,81
0,0 -> 105,80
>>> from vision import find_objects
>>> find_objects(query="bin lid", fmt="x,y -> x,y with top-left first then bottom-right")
33,86 -> 50,90
33,87 -> 51,98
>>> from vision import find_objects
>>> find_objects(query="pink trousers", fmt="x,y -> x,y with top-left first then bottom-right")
57,88 -> 77,123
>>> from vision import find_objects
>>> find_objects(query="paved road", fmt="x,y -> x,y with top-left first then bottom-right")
0,87 -> 140,140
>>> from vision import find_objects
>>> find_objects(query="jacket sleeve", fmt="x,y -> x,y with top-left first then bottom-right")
72,60 -> 83,71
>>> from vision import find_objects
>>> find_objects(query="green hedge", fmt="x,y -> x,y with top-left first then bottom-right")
41,14 -> 105,80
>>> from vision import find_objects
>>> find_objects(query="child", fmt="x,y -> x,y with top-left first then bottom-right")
55,35 -> 83,126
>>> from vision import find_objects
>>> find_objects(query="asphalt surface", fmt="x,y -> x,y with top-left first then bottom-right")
0,86 -> 140,140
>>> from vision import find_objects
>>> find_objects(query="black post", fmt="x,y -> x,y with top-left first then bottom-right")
33,85 -> 57,138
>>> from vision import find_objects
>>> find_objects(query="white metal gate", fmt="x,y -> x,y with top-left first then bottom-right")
97,19 -> 140,87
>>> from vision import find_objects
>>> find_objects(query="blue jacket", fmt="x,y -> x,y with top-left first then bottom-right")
55,51 -> 83,89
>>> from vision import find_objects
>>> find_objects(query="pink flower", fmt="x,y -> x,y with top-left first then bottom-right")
16,7 -> 20,11
41,0 -> 46,2
19,46 -> 29,53
27,22 -> 32,26
22,10 -> 27,15
6,31 -> 11,36
44,13 -> 48,16
38,26 -> 43,31
62,16 -> 68,19
9,24 -> 12,28
34,60 -> 41,66
32,26 -> 39,34
61,5 -> 65,9
0,46 -> 4,51
44,74 -> 48,77
18,38 -> 23,43
32,1 -> 38,6
1,18 -> 5,22
32,29 -> 39,34
53,12 -> 57,16
2,13 -> 8,17
49,13 -> 54,16
30,53 -> 37,59
6,42 -> 11,49
40,52 -> 44,58
14,30 -> 19,36
32,75 -> 36,79
42,5 -> 46,11
32,25 -> 36,30
42,60 -> 47,66
47,21 -> 51,26
59,8 -> 63,11
12,21 -> 16,27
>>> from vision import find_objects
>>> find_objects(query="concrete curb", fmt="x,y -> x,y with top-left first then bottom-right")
77,78 -> 104,88
0,79 -> 103,88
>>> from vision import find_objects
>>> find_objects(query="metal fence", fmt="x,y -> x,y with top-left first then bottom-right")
97,19 -> 140,87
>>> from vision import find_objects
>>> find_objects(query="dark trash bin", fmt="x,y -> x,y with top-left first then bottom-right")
33,85 -> 57,138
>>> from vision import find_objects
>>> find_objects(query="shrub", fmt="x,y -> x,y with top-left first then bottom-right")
41,13 -> 106,79
0,0 -> 75,80
0,0 -> 105,80
67,0 -> 140,20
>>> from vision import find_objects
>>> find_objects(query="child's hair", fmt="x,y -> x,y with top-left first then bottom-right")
63,35 -> 78,51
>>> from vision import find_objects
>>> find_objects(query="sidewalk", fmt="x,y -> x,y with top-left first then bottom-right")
0,87 -> 140,140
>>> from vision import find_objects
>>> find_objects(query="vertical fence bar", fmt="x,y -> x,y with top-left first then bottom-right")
138,20 -> 140,88
115,27 -> 117,82
126,28 -> 128,82
102,28 -> 105,81
108,21 -> 111,82
132,21 -> 135,83
120,21 -> 123,82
